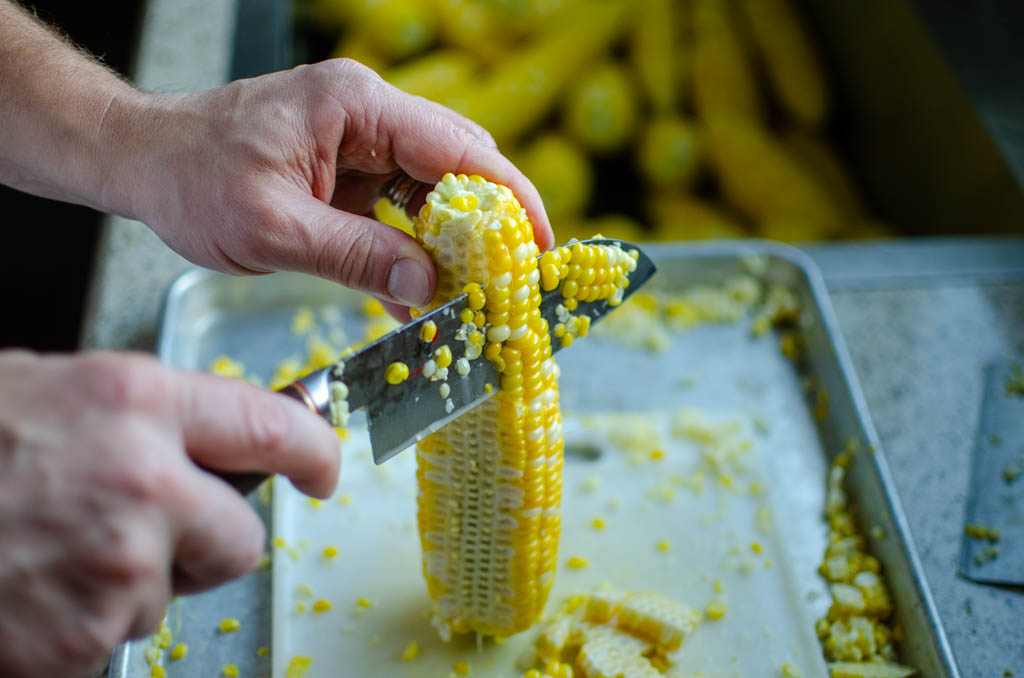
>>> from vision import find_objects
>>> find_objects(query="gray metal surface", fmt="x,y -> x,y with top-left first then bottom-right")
110,241 -> 959,677
961,360 -> 1024,585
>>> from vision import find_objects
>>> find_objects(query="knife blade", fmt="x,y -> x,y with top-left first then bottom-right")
222,239 -> 656,495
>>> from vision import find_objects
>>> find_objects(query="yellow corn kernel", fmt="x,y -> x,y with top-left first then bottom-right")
257,647 -> 269,657
223,665 -> 239,677
450,194 -> 480,212
151,667 -> 166,678
322,545 -> 339,558
524,671 -> 542,678
560,333 -> 574,348
706,600 -> 728,620
545,660 -> 574,678
657,539 -> 672,552
401,640 -> 420,661
356,597 -> 373,609
459,307 -> 475,324
311,599 -> 331,613
420,320 -> 438,343
567,555 -> 589,569
591,517 -> 606,530
219,618 -> 241,633
296,602 -> 306,613
286,655 -> 312,678
169,643 -> 188,661
780,662 -> 802,677
454,660 -> 471,675
434,345 -> 453,369
385,361 -> 410,385
751,541 -> 763,554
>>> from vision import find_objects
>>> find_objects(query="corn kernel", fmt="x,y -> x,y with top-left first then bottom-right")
453,660 -> 471,675
459,307 -> 475,324
420,320 -> 438,343
257,647 -> 269,657
286,655 -> 312,678
223,664 -> 239,677
401,640 -> 420,661
169,643 -> 188,661
219,618 -> 242,633
591,517 -> 606,529
151,667 -> 166,678
356,597 -> 373,609
751,541 -> 763,554
566,555 -> 589,569
706,600 -> 728,619
434,345 -> 453,369
322,545 -> 338,558
451,194 -> 480,212
781,662 -> 802,677
385,361 -> 410,384
657,539 -> 672,552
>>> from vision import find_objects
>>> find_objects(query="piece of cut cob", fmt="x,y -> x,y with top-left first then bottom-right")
412,173 -> 635,638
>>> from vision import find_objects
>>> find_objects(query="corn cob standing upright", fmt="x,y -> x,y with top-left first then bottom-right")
411,173 -> 636,638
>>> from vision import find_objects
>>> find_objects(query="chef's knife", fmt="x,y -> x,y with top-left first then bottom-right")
223,238 -> 656,494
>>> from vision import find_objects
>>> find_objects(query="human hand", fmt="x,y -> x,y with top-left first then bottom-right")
107,59 -> 553,316
0,350 -> 339,678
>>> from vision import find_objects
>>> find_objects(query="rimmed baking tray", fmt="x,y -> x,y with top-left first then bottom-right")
109,241 -> 958,678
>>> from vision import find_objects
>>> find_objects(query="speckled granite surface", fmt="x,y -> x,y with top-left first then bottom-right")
86,1 -> 1024,676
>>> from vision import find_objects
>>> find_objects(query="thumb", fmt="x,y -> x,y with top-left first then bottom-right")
280,191 -> 436,307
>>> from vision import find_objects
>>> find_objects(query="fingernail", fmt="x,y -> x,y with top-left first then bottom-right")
386,257 -> 430,307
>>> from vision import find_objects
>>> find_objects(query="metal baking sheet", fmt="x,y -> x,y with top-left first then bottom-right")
109,241 -> 958,678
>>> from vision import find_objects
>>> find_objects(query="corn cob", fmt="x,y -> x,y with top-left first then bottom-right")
383,49 -> 479,103
737,0 -> 830,128
630,0 -> 680,113
412,173 -> 635,638
691,0 -> 762,121
563,60 -> 640,155
445,0 -> 629,146
704,113 -> 846,234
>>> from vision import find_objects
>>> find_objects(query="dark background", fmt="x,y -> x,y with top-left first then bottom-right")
0,1 -> 143,351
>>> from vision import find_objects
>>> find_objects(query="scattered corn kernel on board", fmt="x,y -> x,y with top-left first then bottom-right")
110,242 -> 956,678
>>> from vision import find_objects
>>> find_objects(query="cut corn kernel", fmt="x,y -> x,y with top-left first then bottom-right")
591,517 -> 606,530
322,545 -> 339,558
434,345 -> 453,369
454,660 -> 471,675
356,597 -> 373,609
385,361 -> 410,385
257,647 -> 269,657
151,667 -> 166,678
312,599 -> 332,613
169,643 -> 188,661
567,556 -> 590,569
223,665 -> 239,677
286,655 -> 312,678
781,662 -> 802,677
219,617 -> 242,633
420,320 -> 439,343
656,539 -> 671,552
706,600 -> 727,620
401,640 -> 420,661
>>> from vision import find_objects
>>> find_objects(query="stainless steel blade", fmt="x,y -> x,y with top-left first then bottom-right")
285,239 -> 657,465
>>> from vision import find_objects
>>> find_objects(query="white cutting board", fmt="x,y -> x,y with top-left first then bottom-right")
271,328 -> 832,678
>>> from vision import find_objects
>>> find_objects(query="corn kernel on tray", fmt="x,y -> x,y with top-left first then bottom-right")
111,242 -> 955,678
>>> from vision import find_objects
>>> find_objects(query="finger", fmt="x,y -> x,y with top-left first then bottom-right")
279,191 -> 437,308
171,469 -> 266,594
379,89 -> 555,251
170,370 -> 341,499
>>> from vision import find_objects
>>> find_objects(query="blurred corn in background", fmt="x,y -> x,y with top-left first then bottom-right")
298,0 -> 890,243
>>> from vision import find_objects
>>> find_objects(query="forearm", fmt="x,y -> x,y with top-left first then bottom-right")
0,1 -> 146,217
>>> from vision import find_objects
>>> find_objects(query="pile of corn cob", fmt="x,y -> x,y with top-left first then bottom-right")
301,0 -> 887,243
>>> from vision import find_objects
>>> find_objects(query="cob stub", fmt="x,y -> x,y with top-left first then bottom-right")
411,173 -> 635,639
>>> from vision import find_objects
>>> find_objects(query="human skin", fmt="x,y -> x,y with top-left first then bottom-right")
0,1 -> 552,676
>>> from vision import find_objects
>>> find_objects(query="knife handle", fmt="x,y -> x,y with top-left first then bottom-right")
210,383 -> 322,496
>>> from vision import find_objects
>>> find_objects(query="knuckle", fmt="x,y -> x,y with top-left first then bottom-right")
242,395 -> 290,452
92,521 -> 164,586
72,352 -> 165,412
318,226 -> 379,292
